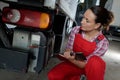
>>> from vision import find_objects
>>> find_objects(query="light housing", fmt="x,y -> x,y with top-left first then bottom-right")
2,7 -> 53,30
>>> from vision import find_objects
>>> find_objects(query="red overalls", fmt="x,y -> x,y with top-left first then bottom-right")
48,33 -> 106,80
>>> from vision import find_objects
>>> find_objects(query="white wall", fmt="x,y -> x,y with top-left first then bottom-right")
111,0 -> 120,27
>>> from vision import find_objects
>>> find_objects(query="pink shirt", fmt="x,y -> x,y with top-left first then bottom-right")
66,26 -> 109,60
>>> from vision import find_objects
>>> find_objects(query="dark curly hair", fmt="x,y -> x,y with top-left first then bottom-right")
89,6 -> 114,31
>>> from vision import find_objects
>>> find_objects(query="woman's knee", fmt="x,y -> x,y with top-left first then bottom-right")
47,63 -> 66,80
48,70 -> 65,80
88,55 -> 106,68
47,70 -> 55,80
85,55 -> 106,72
85,55 -> 106,80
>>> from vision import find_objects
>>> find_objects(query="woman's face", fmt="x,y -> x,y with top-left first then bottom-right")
81,9 -> 99,31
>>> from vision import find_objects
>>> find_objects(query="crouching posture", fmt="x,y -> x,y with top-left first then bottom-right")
48,6 -> 114,80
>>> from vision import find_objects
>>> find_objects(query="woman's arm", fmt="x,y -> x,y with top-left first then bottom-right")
69,58 -> 86,68
59,51 -> 86,68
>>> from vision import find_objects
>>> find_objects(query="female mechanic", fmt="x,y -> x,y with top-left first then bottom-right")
48,6 -> 114,80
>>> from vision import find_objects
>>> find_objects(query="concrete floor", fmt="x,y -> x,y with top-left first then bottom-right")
0,40 -> 120,80
103,40 -> 120,80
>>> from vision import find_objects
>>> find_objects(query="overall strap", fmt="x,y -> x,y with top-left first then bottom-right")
94,34 -> 105,44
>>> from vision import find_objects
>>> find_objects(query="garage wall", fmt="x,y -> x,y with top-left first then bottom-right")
111,0 -> 120,27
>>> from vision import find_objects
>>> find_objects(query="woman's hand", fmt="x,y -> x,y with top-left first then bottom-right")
59,51 -> 86,68
59,51 -> 75,60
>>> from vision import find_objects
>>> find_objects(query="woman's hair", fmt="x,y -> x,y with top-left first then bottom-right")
89,6 -> 114,31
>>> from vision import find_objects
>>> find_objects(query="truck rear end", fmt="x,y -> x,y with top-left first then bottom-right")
0,0 -> 84,73
0,0 -> 56,73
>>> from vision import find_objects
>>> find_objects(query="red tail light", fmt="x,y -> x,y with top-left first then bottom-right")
2,7 -> 52,30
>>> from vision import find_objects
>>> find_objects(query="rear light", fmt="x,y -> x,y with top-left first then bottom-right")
2,7 -> 51,30
5,9 -> 21,23
40,13 -> 50,29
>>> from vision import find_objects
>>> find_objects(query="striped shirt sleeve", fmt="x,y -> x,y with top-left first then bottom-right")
86,36 -> 109,60
66,26 -> 80,50
93,38 -> 109,56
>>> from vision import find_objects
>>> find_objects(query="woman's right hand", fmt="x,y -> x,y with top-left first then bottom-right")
59,51 -> 75,60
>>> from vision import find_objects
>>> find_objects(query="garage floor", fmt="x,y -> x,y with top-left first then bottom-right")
0,40 -> 120,80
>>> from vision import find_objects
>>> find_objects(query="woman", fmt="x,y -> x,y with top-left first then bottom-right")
48,6 -> 114,80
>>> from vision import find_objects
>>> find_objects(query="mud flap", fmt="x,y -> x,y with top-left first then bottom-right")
0,48 -> 28,72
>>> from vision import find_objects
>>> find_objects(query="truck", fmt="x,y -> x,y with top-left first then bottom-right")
0,0 -> 80,73
0,0 -> 119,74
